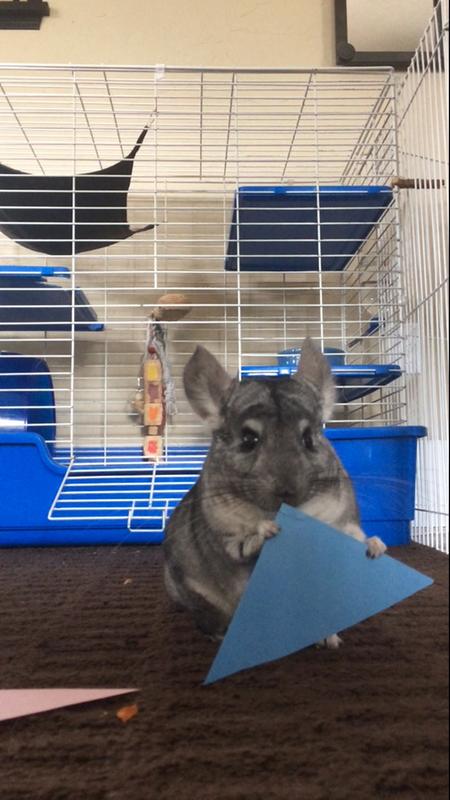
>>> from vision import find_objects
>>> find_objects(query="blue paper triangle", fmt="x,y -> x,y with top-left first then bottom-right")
204,505 -> 433,685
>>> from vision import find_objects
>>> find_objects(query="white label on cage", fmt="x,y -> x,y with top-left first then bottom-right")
404,323 -> 421,375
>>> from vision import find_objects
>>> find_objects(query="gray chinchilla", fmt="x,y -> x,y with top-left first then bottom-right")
163,337 -> 386,643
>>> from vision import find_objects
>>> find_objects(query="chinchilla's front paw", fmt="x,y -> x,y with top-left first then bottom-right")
316,634 -> 344,650
326,634 -> 343,649
257,519 -> 280,540
366,536 -> 387,559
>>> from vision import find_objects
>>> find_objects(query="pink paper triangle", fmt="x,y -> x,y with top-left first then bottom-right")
0,688 -> 138,721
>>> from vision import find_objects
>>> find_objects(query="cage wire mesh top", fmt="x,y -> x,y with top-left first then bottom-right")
0,66 -> 404,458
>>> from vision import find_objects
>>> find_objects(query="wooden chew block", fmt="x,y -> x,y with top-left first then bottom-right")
144,402 -> 163,426
143,435 -> 163,460
144,359 -> 162,383
144,382 -> 162,404
152,292 -> 190,322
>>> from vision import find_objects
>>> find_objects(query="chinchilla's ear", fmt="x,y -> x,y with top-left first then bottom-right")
183,345 -> 233,427
294,337 -> 336,421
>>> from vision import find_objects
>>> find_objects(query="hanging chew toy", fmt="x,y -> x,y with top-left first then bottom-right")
131,293 -> 190,461
143,338 -> 165,461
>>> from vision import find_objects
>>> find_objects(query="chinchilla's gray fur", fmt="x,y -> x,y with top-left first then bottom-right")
163,338 -> 386,641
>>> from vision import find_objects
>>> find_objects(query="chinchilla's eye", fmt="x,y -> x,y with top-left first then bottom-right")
240,426 -> 260,453
302,426 -> 315,451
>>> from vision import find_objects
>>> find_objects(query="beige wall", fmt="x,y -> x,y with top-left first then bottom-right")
0,0 -> 335,68
347,0 -> 433,52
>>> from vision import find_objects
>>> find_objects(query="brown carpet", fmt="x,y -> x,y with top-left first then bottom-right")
0,542 -> 448,800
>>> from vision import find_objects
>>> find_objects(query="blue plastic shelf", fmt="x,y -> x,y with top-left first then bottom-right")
0,265 -> 103,331
240,363 -> 402,403
0,265 -> 70,278
225,185 -> 393,272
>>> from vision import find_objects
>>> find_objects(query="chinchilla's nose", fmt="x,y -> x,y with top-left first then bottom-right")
276,482 -> 298,506
279,490 -> 297,506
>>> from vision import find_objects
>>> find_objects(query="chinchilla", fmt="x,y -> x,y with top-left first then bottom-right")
163,338 -> 386,644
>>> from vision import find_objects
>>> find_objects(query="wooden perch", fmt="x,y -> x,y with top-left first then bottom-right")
391,177 -> 445,190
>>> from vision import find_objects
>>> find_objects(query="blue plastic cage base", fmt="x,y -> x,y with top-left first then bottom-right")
0,427 -> 426,547
225,185 -> 394,272
241,363 -> 402,403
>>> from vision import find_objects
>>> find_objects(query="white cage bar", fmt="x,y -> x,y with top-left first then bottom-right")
397,0 -> 449,552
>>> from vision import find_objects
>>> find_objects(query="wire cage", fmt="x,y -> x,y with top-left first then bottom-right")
396,0 -> 449,552
0,2 -> 447,549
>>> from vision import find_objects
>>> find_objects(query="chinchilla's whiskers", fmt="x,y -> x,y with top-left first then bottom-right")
351,475 -> 412,488
349,475 -> 417,515
163,474 -> 342,545
163,486 -> 244,546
